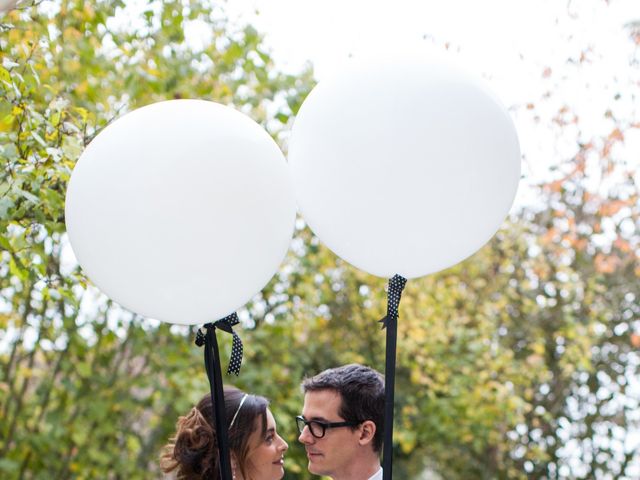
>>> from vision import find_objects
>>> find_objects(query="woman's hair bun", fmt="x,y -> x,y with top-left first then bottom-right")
161,407 -> 219,478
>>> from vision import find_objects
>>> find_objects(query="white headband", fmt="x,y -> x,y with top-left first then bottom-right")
229,394 -> 249,430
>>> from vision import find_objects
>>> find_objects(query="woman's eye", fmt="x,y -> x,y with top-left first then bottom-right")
266,435 -> 274,444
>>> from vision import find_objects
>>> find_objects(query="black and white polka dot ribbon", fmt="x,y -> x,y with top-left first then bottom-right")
195,313 -> 243,376
378,274 -> 407,329
214,313 -> 243,376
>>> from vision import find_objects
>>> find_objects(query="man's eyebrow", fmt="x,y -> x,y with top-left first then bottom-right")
300,414 -> 329,421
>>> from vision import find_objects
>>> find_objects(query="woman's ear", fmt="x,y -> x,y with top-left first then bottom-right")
358,420 -> 377,446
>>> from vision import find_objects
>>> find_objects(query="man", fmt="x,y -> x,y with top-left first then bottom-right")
297,364 -> 384,480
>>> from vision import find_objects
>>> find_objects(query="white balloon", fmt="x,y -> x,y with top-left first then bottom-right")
65,100 -> 295,324
288,58 -> 520,279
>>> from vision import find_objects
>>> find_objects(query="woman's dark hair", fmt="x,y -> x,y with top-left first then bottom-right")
160,386 -> 269,479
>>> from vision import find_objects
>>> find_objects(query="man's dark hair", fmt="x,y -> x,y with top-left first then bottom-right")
302,364 -> 385,453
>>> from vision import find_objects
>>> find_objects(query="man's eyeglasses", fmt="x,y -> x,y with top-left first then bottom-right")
296,415 -> 360,439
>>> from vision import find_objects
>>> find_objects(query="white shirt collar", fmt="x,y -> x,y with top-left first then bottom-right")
368,467 -> 383,480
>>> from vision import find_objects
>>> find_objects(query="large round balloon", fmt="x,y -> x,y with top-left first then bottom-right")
288,57 -> 521,279
65,100 -> 295,324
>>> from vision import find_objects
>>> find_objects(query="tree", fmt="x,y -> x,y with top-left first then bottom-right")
0,1 -> 312,478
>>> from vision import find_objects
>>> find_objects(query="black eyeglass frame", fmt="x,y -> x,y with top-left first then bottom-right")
296,415 -> 361,439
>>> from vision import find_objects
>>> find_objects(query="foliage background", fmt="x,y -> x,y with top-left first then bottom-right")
1,1 -> 638,479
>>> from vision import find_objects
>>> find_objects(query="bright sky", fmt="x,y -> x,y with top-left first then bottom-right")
222,0 -> 636,80
218,0 -> 640,209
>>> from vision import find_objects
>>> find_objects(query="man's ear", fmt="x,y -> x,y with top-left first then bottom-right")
358,420 -> 376,446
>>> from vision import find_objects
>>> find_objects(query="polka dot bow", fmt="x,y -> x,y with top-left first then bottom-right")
195,313 -> 243,376
379,274 -> 408,329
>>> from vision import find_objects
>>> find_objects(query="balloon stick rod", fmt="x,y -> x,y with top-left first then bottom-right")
204,326 -> 233,480
380,274 -> 407,480
382,308 -> 398,480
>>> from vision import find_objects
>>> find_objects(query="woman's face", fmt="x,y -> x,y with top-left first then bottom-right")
244,409 -> 288,480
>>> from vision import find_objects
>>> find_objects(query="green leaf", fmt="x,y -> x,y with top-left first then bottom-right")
0,197 -> 14,220
0,458 -> 20,474
18,188 -> 39,204
0,234 -> 10,250
31,131 -> 47,147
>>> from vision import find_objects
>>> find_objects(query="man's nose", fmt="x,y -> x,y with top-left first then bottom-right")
298,425 -> 314,444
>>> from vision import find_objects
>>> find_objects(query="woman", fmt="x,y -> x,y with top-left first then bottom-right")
161,386 -> 288,480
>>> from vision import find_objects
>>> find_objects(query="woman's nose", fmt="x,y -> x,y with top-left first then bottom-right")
279,436 -> 288,451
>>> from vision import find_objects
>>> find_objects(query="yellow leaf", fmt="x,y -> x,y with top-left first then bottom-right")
75,107 -> 89,122
63,27 -> 82,41
0,66 -> 10,84
74,81 -> 88,95
8,29 -> 20,44
18,366 -> 34,378
45,130 -> 58,142
531,343 -> 545,355
83,4 -> 96,20
0,116 -> 13,132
